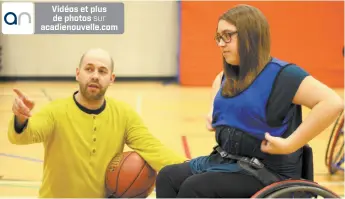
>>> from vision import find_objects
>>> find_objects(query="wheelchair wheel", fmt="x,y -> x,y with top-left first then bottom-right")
251,179 -> 340,198
325,111 -> 344,174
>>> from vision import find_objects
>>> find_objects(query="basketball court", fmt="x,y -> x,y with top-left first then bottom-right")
0,81 -> 343,197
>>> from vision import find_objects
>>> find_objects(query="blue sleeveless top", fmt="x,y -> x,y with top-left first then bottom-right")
211,57 -> 292,140
189,57 -> 298,176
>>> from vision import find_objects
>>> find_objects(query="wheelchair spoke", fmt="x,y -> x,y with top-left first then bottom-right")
334,156 -> 344,171
333,144 -> 344,165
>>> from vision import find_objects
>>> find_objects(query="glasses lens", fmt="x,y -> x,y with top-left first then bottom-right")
215,32 -> 233,44
223,33 -> 232,42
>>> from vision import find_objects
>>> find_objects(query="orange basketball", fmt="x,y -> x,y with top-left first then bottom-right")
105,151 -> 157,198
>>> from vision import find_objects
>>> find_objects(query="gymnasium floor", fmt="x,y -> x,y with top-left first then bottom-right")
0,81 -> 344,197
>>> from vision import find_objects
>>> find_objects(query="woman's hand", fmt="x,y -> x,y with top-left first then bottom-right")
206,112 -> 215,132
261,133 -> 296,154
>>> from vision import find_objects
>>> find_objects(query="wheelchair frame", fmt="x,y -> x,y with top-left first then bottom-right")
251,143 -> 341,198
325,111 -> 344,174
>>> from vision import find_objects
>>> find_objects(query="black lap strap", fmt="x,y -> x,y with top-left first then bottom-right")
214,146 -> 281,186
214,146 -> 264,169
237,160 -> 281,186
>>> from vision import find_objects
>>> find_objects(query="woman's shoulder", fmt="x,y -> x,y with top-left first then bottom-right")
269,57 -> 310,79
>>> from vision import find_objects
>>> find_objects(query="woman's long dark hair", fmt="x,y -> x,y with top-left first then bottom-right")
220,4 -> 271,97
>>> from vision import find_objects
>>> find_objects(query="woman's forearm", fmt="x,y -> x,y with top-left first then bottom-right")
287,98 -> 343,152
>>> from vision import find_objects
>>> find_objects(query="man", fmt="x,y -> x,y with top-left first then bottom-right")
8,48 -> 187,198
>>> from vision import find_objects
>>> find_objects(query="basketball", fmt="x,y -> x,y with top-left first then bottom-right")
105,151 -> 157,198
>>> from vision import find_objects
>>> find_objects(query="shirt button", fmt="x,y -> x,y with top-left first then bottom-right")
93,149 -> 96,153
93,137 -> 96,142
93,116 -> 96,119
94,127 -> 96,131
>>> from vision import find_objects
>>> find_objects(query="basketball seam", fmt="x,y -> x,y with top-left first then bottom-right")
118,161 -> 147,198
114,152 -> 133,196
131,173 -> 156,198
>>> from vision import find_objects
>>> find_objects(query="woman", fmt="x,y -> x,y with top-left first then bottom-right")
155,4 -> 343,198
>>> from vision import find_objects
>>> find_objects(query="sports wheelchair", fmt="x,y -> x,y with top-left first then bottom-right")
325,111 -> 344,174
251,144 -> 340,198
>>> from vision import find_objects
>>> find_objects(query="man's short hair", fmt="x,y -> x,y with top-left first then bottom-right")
78,50 -> 114,72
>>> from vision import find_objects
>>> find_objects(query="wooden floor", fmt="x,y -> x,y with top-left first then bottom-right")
0,81 -> 344,197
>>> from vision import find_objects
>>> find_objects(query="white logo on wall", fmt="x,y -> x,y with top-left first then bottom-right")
2,2 -> 34,34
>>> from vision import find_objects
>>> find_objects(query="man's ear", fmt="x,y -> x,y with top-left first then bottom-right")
111,73 -> 116,83
76,67 -> 80,81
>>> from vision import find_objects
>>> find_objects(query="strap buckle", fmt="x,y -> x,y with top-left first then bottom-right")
249,157 -> 264,169
215,145 -> 265,170
219,151 -> 228,158
214,146 -> 228,158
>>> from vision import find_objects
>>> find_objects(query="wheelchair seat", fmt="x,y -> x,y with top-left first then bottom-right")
301,144 -> 314,181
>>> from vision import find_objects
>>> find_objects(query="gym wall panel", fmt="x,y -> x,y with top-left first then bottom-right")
0,1 -> 179,78
179,1 -> 344,88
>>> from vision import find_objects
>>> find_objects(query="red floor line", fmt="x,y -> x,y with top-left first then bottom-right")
181,136 -> 192,159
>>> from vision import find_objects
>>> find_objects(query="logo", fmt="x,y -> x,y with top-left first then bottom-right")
108,153 -> 123,172
2,2 -> 34,34
4,11 -> 31,25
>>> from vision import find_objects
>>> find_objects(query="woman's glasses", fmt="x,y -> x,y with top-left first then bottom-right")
214,31 -> 238,44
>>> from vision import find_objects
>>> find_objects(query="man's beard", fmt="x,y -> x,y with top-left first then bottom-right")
79,83 -> 107,101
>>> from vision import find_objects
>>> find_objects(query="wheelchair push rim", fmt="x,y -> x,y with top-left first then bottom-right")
251,179 -> 340,198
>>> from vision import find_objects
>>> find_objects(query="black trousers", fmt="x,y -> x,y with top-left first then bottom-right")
155,162 -> 265,198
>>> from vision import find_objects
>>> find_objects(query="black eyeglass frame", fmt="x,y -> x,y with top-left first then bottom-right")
214,31 -> 238,44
